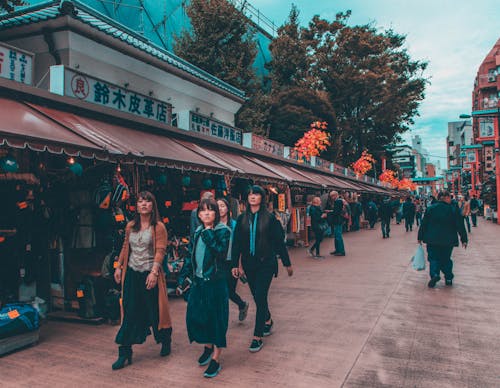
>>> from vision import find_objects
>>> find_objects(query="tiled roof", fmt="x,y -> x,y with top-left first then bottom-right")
0,0 -> 246,100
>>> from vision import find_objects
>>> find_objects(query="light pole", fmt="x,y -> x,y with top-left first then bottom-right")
460,112 -> 500,224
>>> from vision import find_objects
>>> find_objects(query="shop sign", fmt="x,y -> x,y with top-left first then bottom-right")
478,117 -> 495,138
247,133 -> 284,157
466,151 -> 476,163
190,111 -> 242,145
484,146 -> 495,172
50,66 -> 172,125
278,193 -> 286,212
0,43 -> 33,85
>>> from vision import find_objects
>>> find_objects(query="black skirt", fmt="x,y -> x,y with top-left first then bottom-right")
186,277 -> 228,348
115,267 -> 169,345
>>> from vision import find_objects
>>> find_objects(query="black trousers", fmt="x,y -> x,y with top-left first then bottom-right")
310,228 -> 324,255
405,215 -> 414,231
226,268 -> 246,309
244,262 -> 275,337
115,267 -> 170,346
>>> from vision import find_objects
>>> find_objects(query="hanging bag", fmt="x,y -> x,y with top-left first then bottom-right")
412,244 -> 426,271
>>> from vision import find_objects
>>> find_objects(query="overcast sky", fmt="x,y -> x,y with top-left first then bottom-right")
250,0 -> 500,167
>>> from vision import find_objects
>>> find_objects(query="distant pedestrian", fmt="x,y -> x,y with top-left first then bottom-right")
231,185 -> 293,353
350,196 -> 362,231
366,198 -> 378,229
418,190 -> 468,288
308,196 -> 326,258
378,197 -> 393,238
415,198 -> 423,226
326,191 -> 347,256
395,201 -> 403,224
460,196 -> 471,233
402,197 -> 416,232
470,195 -> 480,227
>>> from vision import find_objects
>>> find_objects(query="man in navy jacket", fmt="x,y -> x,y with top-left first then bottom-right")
418,190 -> 468,288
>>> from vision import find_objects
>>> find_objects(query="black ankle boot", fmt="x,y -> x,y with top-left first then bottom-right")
112,346 -> 132,370
160,328 -> 172,357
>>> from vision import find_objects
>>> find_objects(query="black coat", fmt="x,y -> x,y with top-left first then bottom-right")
378,201 -> 393,221
418,201 -> 468,247
402,201 -> 416,218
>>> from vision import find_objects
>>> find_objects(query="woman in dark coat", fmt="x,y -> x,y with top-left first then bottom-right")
308,196 -> 326,258
178,198 -> 231,378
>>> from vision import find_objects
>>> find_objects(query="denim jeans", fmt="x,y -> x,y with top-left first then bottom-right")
333,224 -> 345,254
471,213 -> 477,226
381,219 -> 390,237
463,216 -> 471,233
427,244 -> 454,280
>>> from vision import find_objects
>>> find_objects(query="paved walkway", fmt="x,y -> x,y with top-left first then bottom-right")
1,219 -> 500,387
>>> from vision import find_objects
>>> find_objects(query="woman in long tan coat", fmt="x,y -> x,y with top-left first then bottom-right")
112,191 -> 172,370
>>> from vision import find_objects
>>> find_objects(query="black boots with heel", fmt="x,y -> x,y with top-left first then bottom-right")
160,327 -> 172,357
112,346 -> 132,370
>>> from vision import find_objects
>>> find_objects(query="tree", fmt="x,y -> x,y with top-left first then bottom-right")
1,0 -> 25,13
173,0 -> 257,93
304,15 -> 428,165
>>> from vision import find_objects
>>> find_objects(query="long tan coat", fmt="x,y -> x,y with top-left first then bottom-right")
118,221 -> 172,329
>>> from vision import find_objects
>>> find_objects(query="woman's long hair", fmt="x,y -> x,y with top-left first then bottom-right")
246,185 -> 267,212
132,191 -> 161,231
216,197 -> 231,224
198,198 -> 221,226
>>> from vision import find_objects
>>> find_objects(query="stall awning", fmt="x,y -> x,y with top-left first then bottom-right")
0,98 -> 106,158
246,157 -> 321,187
26,103 -> 228,174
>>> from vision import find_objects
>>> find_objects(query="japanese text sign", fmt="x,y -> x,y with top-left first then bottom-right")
0,43 -> 33,85
190,111 -> 242,144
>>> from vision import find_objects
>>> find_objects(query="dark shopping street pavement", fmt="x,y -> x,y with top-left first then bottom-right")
2,219 -> 500,387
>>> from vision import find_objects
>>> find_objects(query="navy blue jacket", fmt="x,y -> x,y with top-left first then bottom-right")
418,201 -> 468,247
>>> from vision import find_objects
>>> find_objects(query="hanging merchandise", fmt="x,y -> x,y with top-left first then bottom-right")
69,162 -> 83,176
181,175 -> 191,187
95,179 -> 113,209
0,156 -> 19,173
157,173 -> 168,185
202,178 -> 213,190
112,172 -> 130,204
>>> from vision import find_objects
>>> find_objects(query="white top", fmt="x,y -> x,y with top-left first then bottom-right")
128,227 -> 154,272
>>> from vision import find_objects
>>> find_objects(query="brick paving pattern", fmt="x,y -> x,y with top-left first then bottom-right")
1,219 -> 499,387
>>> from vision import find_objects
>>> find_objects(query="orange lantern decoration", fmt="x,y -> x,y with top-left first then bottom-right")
351,151 -> 375,176
293,121 -> 331,161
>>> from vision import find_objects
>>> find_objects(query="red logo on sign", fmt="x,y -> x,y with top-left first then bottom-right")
71,74 -> 89,99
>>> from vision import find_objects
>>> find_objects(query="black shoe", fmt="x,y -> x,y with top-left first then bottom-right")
334,252 -> 345,256
160,340 -> 171,357
263,319 -> 273,337
239,302 -> 249,322
330,251 -> 337,255
445,279 -> 453,286
112,346 -> 132,370
383,235 -> 386,239
203,359 -> 221,378
249,339 -> 263,353
198,346 -> 213,366
428,276 -> 440,288
314,255 -> 325,259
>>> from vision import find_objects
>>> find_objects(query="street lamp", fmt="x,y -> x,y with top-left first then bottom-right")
460,112 -> 500,225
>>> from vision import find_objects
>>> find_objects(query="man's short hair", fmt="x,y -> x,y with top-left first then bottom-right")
437,190 -> 451,200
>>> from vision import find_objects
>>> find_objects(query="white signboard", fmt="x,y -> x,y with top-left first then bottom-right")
50,66 -> 172,125
190,111 -> 242,144
0,43 -> 33,85
479,118 -> 494,138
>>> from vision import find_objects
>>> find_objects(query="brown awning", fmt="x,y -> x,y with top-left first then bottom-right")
26,103 -> 228,174
246,157 -> 321,187
0,98 -> 106,158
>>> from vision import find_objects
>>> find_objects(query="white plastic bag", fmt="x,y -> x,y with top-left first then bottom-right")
412,244 -> 426,271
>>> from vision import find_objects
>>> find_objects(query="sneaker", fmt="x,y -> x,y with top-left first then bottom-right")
445,279 -> 453,286
198,346 -> 213,366
428,276 -> 440,288
249,339 -> 263,352
203,359 -> 221,378
238,302 -> 249,322
334,252 -> 345,256
263,319 -> 273,336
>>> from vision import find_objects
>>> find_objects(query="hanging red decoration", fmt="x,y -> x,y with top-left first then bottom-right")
293,121 -> 331,162
351,151 -> 375,176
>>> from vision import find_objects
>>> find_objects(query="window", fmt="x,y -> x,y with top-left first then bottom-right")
488,68 -> 497,82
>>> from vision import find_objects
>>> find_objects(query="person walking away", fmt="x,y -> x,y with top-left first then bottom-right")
415,198 -> 423,226
350,196 -> 362,231
177,198 -> 231,378
402,197 -> 416,232
470,195 -> 480,227
379,197 -> 393,238
326,191 -> 346,256
113,191 -> 172,370
217,198 -> 249,321
308,196 -> 326,258
395,200 -> 403,224
231,185 -> 293,353
418,190 -> 468,288
461,196 -> 471,233
366,198 -> 378,229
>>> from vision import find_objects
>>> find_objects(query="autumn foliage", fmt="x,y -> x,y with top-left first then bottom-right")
379,170 -> 398,187
397,178 -> 417,191
293,121 -> 331,161
351,151 -> 375,176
